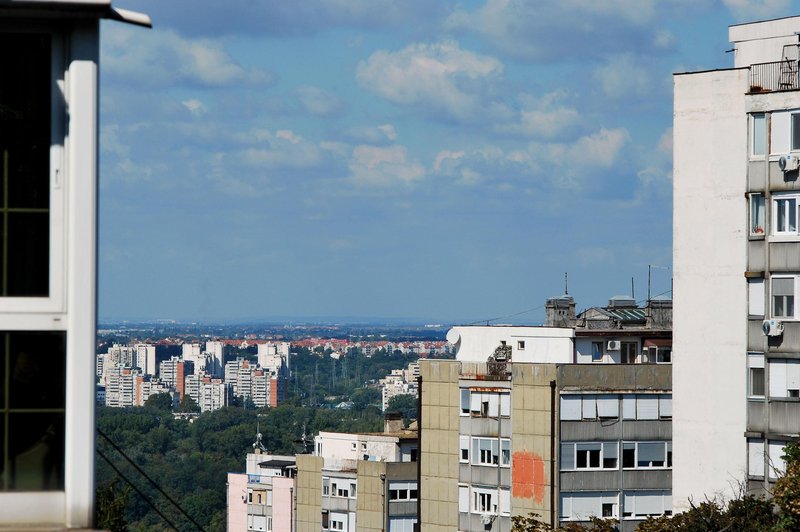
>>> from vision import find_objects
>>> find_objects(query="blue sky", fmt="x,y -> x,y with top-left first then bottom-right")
98,0 -> 793,323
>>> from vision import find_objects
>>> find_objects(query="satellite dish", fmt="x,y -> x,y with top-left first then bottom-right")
780,155 -> 788,171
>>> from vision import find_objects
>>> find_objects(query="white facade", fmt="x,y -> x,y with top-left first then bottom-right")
447,325 -> 574,364
206,340 -> 224,377
672,16 -> 800,509
135,343 -> 156,376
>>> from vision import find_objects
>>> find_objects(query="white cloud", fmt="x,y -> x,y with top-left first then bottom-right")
343,124 -> 398,144
295,85 -> 343,116
723,0 -> 790,20
594,54 -> 652,98
102,27 -> 272,88
433,150 -> 465,172
349,145 -> 425,186
182,99 -> 207,116
496,91 -> 580,139
356,40 -> 504,121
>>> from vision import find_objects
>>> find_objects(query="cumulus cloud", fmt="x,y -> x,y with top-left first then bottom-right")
723,0 -> 790,20
495,91 -> 580,139
356,40 -> 504,122
593,54 -> 653,98
295,85 -> 343,116
444,0 -> 688,61
102,27 -> 272,88
348,145 -> 425,186
343,124 -> 398,144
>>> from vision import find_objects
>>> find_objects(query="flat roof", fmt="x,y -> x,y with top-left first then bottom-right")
0,0 -> 151,27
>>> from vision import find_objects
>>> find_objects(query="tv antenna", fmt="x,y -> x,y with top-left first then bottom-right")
252,421 -> 267,452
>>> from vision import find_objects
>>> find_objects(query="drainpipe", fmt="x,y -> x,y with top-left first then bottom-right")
416,375 -> 422,531
380,473 -> 387,532
289,486 -> 294,532
550,379 -> 556,531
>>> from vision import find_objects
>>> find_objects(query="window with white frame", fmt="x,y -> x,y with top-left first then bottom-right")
459,435 -> 469,462
388,517 -> 417,532
329,479 -> 354,498
465,390 -> 510,418
458,484 -> 468,513
472,486 -> 498,514
622,490 -> 672,519
622,441 -> 671,469
517,340 -> 525,350
752,113 -> 766,157
768,359 -> 800,398
561,394 -> 620,421
460,388 -> 470,415
322,477 -> 330,496
750,193 -> 766,235
793,113 -> 800,151
622,394 -> 671,420
329,512 -> 348,531
769,440 -> 788,479
561,442 -> 618,470
471,437 -> 511,467
773,194 -> 799,236
388,481 -> 418,501
748,353 -> 765,398
772,276 -> 798,318
749,278 -> 765,316
748,438 -> 765,477
560,491 -> 618,521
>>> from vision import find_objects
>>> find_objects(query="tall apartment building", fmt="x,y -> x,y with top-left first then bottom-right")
673,15 -> 800,508
420,296 -> 672,531
380,361 -> 420,411
160,356 -> 187,401
185,372 -> 231,412
295,418 -> 419,532
135,343 -> 157,376
105,365 -> 141,408
206,340 -> 225,377
225,357 -> 284,407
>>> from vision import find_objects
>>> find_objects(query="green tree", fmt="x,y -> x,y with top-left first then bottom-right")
144,392 -> 173,412
95,479 -> 130,532
178,394 -> 200,413
386,394 -> 417,423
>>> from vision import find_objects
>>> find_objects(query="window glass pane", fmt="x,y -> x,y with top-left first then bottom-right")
792,113 -> 800,150
750,194 -> 765,234
751,368 -> 765,396
0,34 -> 51,297
0,331 -> 65,491
753,114 -> 766,155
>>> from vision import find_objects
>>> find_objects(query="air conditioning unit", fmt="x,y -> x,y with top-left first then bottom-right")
480,514 -> 496,525
779,154 -> 800,172
763,319 -> 784,337
607,340 -> 621,351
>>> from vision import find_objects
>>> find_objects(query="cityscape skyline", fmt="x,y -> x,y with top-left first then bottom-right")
98,2 -> 783,323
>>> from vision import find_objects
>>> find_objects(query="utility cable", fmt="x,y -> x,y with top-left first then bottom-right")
96,448 -> 181,532
97,428 -> 207,532
466,304 -> 546,326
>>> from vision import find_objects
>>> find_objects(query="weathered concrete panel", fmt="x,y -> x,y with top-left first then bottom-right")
748,160 -> 767,190
748,239 -> 766,271
768,242 -> 800,270
747,400 -> 768,432
767,400 -> 800,435
558,365 -> 671,392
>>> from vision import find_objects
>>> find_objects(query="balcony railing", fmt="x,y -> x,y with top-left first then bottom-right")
749,60 -> 800,93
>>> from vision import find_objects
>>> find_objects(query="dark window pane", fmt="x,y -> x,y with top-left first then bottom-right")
793,113 -> 800,151
0,331 -> 65,491
8,331 -> 65,409
8,413 -> 64,490
5,212 -> 48,296
0,33 -> 51,297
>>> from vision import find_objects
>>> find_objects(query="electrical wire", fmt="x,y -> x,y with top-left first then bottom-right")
97,428 -> 207,532
96,448 -> 181,532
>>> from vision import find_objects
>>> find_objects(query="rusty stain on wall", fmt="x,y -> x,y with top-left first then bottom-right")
512,451 -> 546,503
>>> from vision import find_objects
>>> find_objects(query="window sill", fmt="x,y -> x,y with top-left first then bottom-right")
768,235 -> 800,243
749,234 -> 766,240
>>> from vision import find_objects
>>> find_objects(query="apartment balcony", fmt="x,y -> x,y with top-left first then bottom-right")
749,60 -> 800,93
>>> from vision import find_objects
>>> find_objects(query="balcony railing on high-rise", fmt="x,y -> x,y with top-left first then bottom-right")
749,60 -> 800,93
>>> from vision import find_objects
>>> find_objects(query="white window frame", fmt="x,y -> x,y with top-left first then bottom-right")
772,193 -> 800,238
769,440 -> 788,479
472,486 -> 498,514
591,341 -> 604,362
768,358 -> 800,398
750,193 -> 766,236
560,491 -> 619,521
748,438 -> 765,478
771,275 -> 798,319
622,441 -> 672,470
388,481 -> 418,501
459,435 -> 469,463
560,442 -> 618,471
622,490 -> 672,519
471,437 -> 511,467
749,278 -> 765,316
748,353 -> 766,398
752,113 -> 766,158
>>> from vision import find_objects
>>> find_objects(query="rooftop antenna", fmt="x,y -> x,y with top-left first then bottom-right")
252,420 -> 267,453
293,424 -> 313,454
564,272 -> 569,295
631,277 -> 635,299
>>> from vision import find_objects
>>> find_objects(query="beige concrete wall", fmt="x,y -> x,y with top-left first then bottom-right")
419,360 -> 460,531
295,455 -> 323,532
510,363 -> 557,524
355,461 -> 387,531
